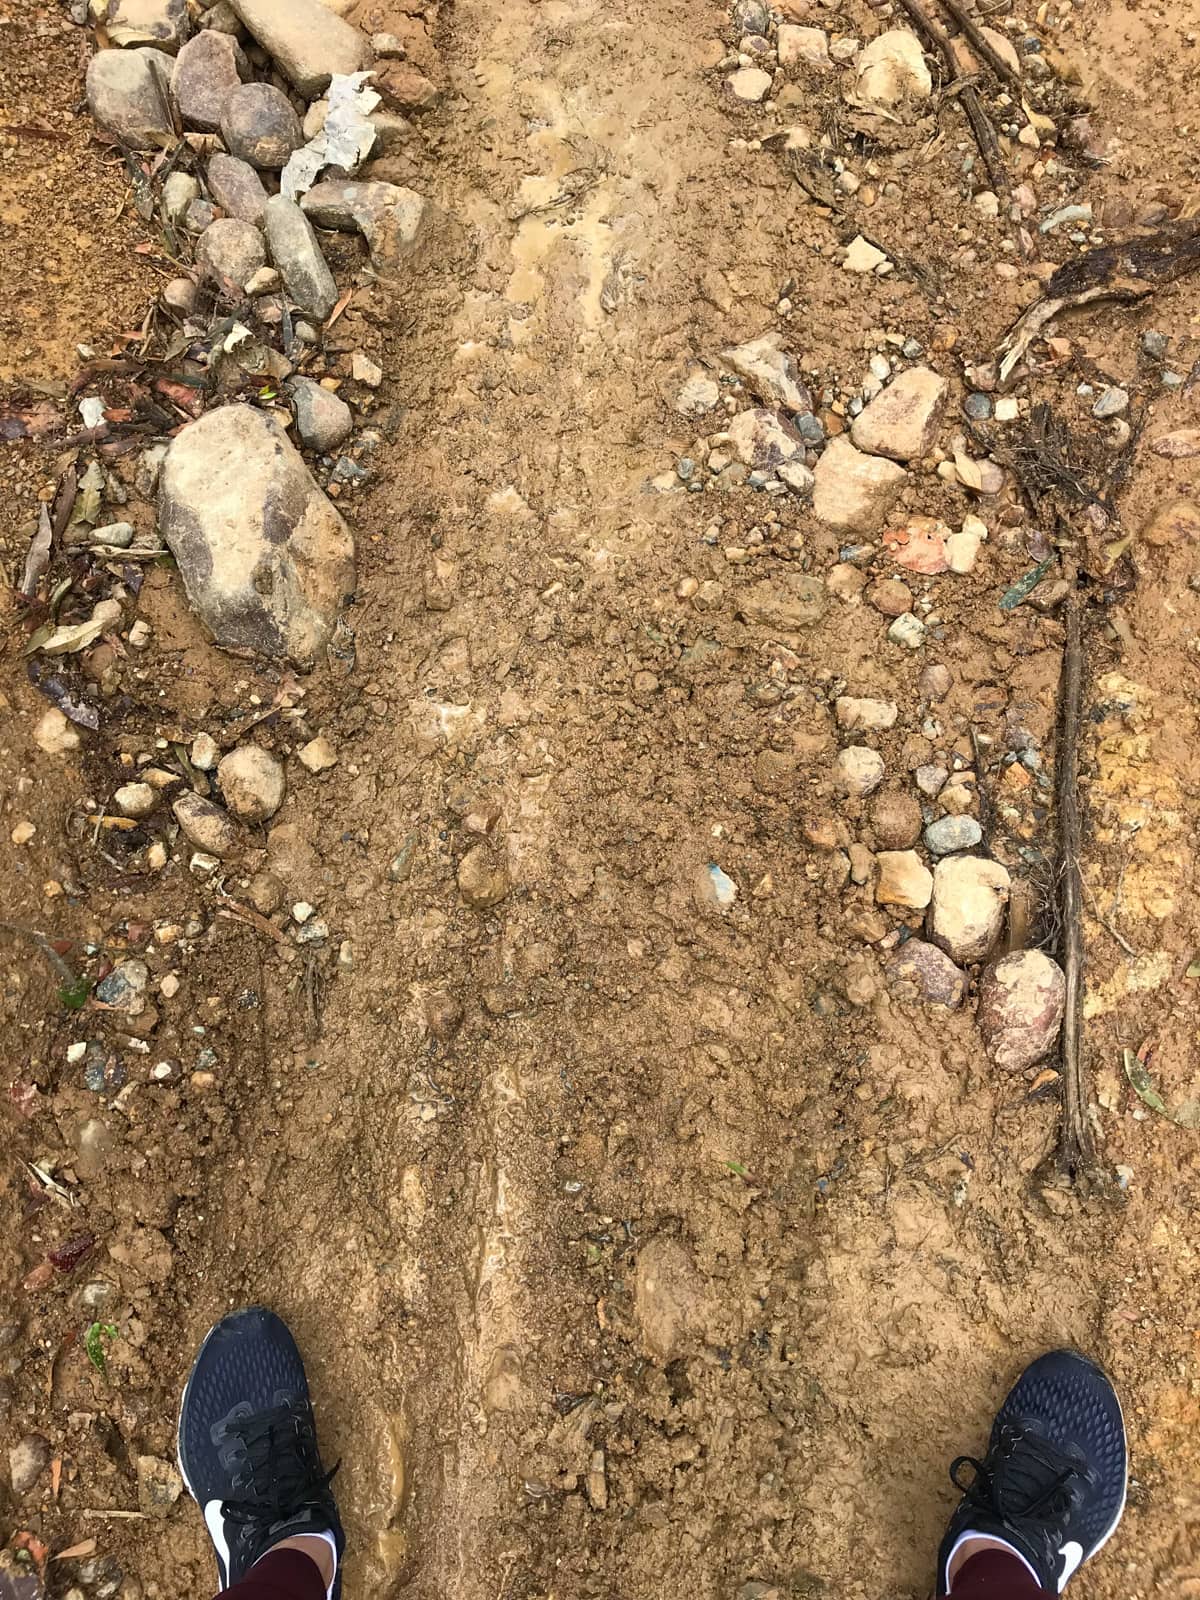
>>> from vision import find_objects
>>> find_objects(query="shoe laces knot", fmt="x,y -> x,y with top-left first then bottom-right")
949,1422 -> 1090,1532
214,1397 -> 339,1528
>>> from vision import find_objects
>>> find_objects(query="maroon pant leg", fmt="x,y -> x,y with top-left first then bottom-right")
216,1550 -> 325,1600
942,1550 -> 1055,1598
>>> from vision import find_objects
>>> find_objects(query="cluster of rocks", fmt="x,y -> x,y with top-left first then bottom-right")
78,0 -> 445,664
807,680 -> 1066,1071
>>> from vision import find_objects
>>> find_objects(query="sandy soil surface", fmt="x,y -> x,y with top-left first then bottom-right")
3,0 -> 1200,1597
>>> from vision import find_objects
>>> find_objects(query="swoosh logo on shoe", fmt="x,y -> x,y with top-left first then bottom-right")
1058,1540 -> 1084,1590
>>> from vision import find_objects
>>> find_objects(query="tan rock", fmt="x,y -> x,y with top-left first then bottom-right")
1141,497 -> 1200,547
929,855 -> 1010,963
217,746 -> 285,822
875,850 -> 933,908
33,708 -> 81,756
835,696 -> 898,732
851,367 -> 948,461
856,29 -> 932,107
726,65 -> 773,101
778,24 -> 831,68
457,844 -> 510,909
833,745 -> 885,797
977,949 -> 1066,1072
813,435 -> 907,534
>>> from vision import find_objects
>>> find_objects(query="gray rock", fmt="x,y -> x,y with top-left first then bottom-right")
96,959 -> 150,1011
195,217 -> 266,290
206,152 -> 268,225
10,1433 -> 50,1495
162,170 -> 199,225
106,0 -> 189,52
137,1455 -> 184,1518
226,0 -> 370,96
720,332 -> 811,414
171,30 -> 248,130
963,392 -> 992,421
1092,386 -> 1128,419
172,791 -> 239,856
184,197 -> 218,232
220,81 -> 303,170
289,376 -> 353,453
217,745 -> 285,822
1141,330 -> 1168,360
263,195 -> 337,320
924,814 -> 983,855
158,404 -> 355,665
198,0 -> 246,35
888,611 -> 926,649
85,47 -> 176,150
162,277 -> 198,314
734,0 -> 770,34
300,179 -> 428,276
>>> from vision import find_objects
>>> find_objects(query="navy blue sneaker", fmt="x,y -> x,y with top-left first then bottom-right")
937,1350 -> 1127,1595
178,1308 -> 344,1595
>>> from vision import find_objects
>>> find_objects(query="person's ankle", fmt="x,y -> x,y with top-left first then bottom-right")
946,1534 -> 1024,1589
258,1534 -> 336,1590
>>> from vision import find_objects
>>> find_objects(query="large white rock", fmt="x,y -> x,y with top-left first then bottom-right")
813,435 -> 907,533
856,29 -> 932,108
158,405 -> 355,666
227,0 -> 370,96
929,855 -> 1010,964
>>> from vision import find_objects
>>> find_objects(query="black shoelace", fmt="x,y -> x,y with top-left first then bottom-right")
950,1422 -> 1084,1534
217,1399 -> 339,1532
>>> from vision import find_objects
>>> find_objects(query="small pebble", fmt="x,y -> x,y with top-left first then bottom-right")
924,815 -> 983,855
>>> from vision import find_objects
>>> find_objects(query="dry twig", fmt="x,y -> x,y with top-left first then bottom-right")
1055,593 -> 1095,1178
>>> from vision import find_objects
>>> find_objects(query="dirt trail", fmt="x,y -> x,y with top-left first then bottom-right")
6,0 -> 1200,1596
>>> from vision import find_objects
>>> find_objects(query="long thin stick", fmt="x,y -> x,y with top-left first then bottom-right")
938,0 -> 1022,86
1056,594 -> 1094,1177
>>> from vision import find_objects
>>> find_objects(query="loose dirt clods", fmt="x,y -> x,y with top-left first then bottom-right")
4,0 -> 1200,1596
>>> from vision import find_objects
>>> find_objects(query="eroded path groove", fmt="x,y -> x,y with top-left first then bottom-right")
6,0 -> 1200,1597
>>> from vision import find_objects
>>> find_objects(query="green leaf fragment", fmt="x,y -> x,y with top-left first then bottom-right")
999,558 -> 1055,612
85,1321 -> 118,1375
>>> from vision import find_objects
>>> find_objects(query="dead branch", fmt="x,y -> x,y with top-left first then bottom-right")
892,0 -> 1009,195
937,0 -> 1022,87
1055,593 -> 1095,1178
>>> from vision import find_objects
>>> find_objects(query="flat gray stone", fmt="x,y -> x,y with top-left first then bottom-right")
300,179 -> 428,275
86,47 -> 176,150
263,194 -> 337,320
171,29 -> 248,130
924,814 -> 984,855
158,404 -> 355,666
227,0 -> 370,96
206,152 -> 268,225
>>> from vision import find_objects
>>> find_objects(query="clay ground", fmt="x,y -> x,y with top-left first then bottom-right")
4,0 -> 1200,1597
